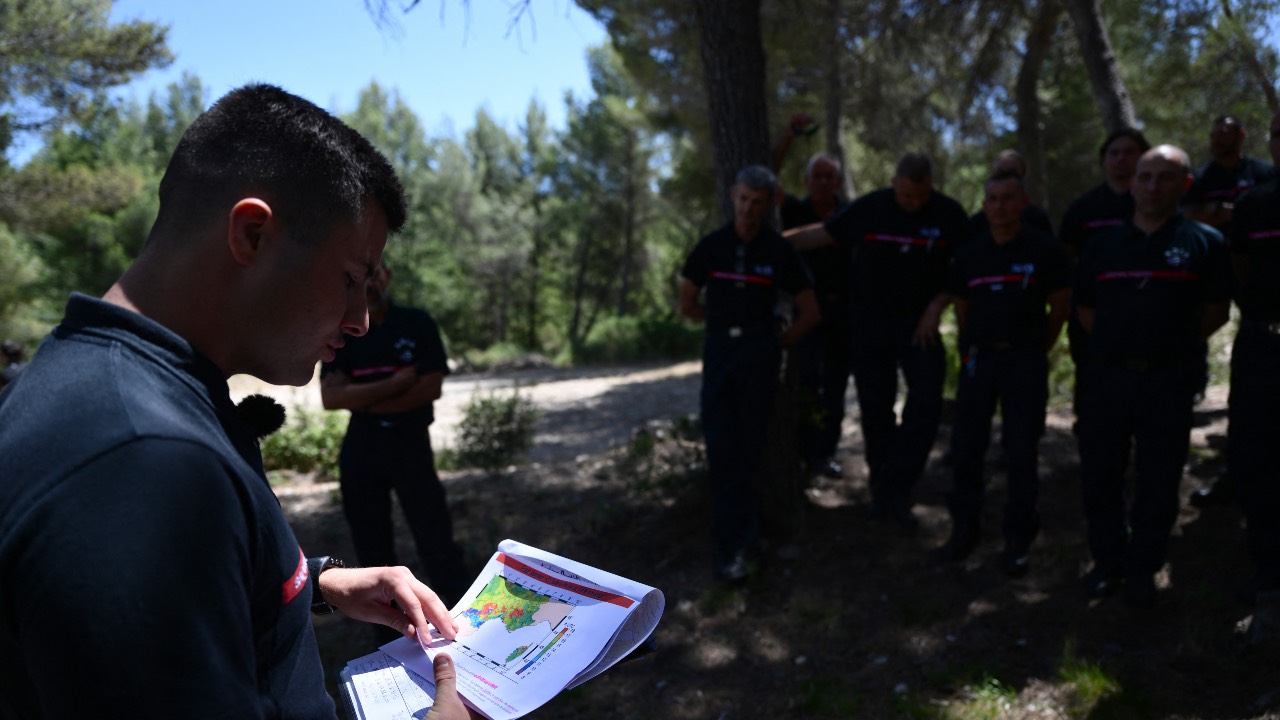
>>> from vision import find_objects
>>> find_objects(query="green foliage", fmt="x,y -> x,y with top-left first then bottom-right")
10,2 -> 1280,375
948,677 -> 1017,720
573,315 -> 702,364
0,78 -> 204,334
584,0 -> 1280,228
260,408 -> 347,479
0,223 -> 46,341
461,342 -> 548,371
1047,329 -> 1075,409
1057,639 -> 1120,718
0,0 -> 171,159
452,388 -> 539,474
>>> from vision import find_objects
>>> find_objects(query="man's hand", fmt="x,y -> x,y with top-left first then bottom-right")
317,566 -> 459,642
912,296 -> 949,349
787,111 -> 817,136
423,654 -> 482,719
388,366 -> 418,392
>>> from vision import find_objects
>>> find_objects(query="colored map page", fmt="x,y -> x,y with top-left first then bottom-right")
458,576 -> 572,638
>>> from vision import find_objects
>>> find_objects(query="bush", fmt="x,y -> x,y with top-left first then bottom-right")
260,407 -> 347,478
452,388 -> 539,474
458,342 -> 555,372
574,315 -> 703,364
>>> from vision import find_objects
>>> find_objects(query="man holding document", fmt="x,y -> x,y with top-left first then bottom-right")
0,84 -> 474,719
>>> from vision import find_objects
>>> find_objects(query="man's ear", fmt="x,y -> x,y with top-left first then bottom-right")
227,198 -> 274,267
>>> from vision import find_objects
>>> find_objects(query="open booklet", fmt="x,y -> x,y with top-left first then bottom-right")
340,538 -> 665,720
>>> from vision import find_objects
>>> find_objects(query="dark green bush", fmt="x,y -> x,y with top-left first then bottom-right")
260,407 -> 347,478
573,316 -> 702,364
453,388 -> 539,474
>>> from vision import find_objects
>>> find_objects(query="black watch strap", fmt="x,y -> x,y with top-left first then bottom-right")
307,555 -> 345,615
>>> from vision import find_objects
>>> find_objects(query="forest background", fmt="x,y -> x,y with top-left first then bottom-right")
2,0 -> 1279,375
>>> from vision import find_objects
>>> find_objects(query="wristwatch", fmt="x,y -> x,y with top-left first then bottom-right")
307,555 -> 345,615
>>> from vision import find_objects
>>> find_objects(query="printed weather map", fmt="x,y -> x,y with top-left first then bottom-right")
451,574 -> 577,680
378,540 -> 664,720
460,576 -> 573,638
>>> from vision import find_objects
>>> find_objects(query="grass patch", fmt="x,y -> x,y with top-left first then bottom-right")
797,675 -> 862,717
1058,638 -> 1120,718
941,676 -> 1017,720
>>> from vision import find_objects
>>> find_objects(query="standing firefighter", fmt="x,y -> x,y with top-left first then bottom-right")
1226,110 -> 1280,648
934,172 -> 1070,576
679,165 -> 819,582
320,261 -> 472,626
787,154 -> 972,529
1075,145 -> 1232,607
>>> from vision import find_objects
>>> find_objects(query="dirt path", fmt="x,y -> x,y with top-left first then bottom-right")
230,360 -> 704,462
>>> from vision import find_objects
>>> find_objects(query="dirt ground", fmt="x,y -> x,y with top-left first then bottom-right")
273,365 -> 1280,720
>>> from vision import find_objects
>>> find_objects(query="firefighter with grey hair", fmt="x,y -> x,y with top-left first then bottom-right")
679,164 -> 819,582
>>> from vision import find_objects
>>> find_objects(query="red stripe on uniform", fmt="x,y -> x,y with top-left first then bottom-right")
282,547 -> 309,605
967,274 -> 1038,288
351,364 -> 410,377
709,271 -> 775,286
1247,229 -> 1280,240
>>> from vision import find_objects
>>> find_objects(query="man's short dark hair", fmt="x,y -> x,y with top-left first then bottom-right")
895,153 -> 932,183
154,84 -> 406,245
1099,127 -> 1151,160
992,149 -> 1028,176
985,170 -> 1028,195
735,165 -> 778,194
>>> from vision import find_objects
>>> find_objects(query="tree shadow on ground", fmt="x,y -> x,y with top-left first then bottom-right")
289,378 -> 1280,719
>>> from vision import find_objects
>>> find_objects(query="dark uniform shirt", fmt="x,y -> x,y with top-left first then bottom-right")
782,194 -> 850,302
1229,180 -> 1280,322
1059,184 -> 1134,259
823,187 -> 971,319
1076,215 -> 1232,365
949,228 -> 1070,350
321,302 -> 449,429
682,223 -> 810,332
1183,155 -> 1278,210
0,294 -> 333,718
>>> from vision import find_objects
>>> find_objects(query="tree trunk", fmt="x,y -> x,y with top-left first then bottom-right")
569,227 -> 592,347
824,0 -> 855,199
1064,0 -> 1138,132
1015,0 -> 1061,211
693,0 -> 771,222
617,130 -> 637,317
525,200 -> 542,349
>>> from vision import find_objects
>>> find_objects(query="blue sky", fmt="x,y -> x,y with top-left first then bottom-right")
107,0 -> 607,136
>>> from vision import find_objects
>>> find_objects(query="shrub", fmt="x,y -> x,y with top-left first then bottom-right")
260,407 -> 347,478
574,315 -> 703,364
452,388 -> 539,474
